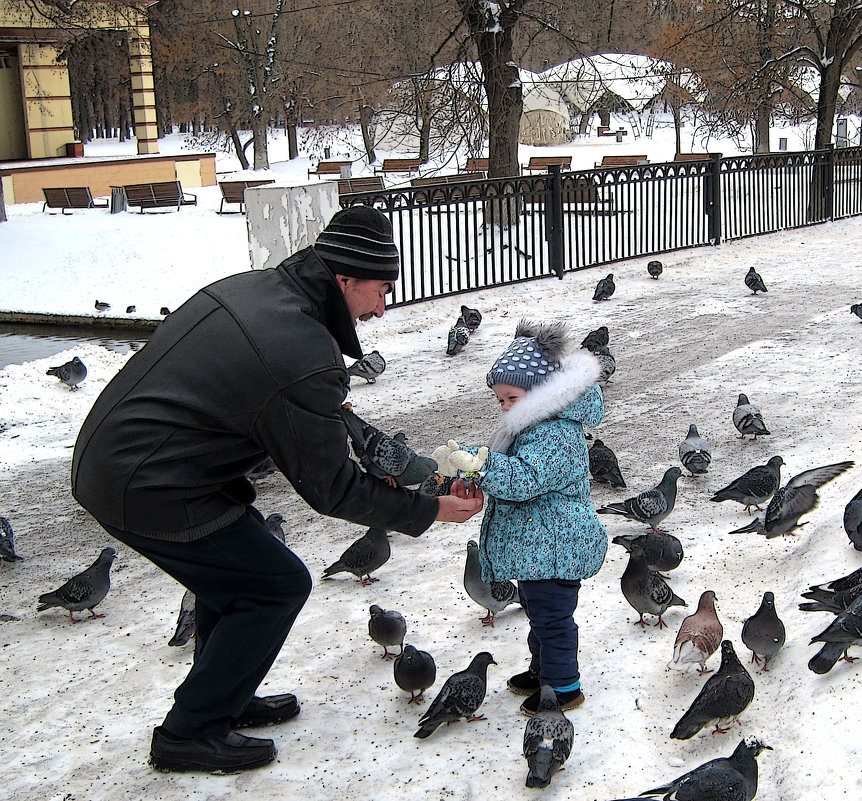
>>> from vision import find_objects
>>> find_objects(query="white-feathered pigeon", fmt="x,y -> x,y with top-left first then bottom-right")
594,344 -> 616,385
597,467 -> 683,533
36,547 -> 117,623
394,644 -> 437,703
732,394 -> 770,439
46,356 -> 87,391
321,526 -> 390,585
463,539 -> 519,626
741,591 -> 785,672
710,456 -> 784,512
368,604 -> 406,660
348,350 -> 386,384
679,423 -> 711,476
446,315 -> 471,355
744,266 -> 767,294
668,590 -> 723,674
523,684 -> 574,789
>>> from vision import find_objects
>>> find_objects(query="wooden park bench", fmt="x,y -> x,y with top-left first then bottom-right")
123,180 -> 197,212
308,159 -> 352,179
337,176 -> 385,197
523,177 -> 610,214
596,154 -> 649,168
597,126 -> 628,137
42,186 -> 108,214
465,157 -> 489,173
217,178 -> 275,214
373,158 -> 421,175
673,153 -> 711,162
523,155 -> 572,172
410,172 -> 485,206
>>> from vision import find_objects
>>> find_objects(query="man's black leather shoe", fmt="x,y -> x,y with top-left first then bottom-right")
149,726 -> 277,773
234,693 -> 301,728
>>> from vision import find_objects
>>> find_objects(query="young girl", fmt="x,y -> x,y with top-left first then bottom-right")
440,319 -> 607,715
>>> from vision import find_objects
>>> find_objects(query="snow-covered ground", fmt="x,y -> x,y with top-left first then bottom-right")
1,120 -> 861,800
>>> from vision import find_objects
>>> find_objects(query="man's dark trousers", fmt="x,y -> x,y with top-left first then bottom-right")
103,507 -> 312,739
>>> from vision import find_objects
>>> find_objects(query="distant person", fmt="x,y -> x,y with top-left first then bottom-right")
71,206 -> 483,774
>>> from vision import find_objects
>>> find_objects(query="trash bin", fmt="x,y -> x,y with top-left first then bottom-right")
110,186 -> 127,214
65,141 -> 83,157
778,138 -> 788,151
340,164 -> 352,178
615,131 -> 624,143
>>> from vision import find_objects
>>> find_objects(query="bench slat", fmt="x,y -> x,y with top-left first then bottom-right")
42,186 -> 107,214
373,158 -> 421,174
123,181 -> 197,212
218,179 -> 275,213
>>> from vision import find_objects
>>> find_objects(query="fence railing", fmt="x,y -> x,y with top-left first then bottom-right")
339,145 -> 862,307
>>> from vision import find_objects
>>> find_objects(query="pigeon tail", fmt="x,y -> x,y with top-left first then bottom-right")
525,749 -> 555,788
808,642 -> 848,674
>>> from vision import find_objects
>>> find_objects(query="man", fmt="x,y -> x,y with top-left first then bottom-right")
71,206 -> 483,773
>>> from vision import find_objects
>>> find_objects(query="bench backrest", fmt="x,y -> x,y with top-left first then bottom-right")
526,156 -> 572,170
124,180 -> 183,206
42,186 -> 95,208
338,177 -> 385,194
380,158 -> 421,171
673,153 -> 711,162
219,179 -> 275,203
599,155 -> 648,167
465,157 -> 489,172
312,160 -> 351,174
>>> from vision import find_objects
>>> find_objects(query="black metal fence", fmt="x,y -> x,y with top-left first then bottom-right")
339,145 -> 862,307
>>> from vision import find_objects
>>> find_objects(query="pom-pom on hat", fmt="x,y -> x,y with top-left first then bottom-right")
486,319 -> 571,391
315,206 -> 400,282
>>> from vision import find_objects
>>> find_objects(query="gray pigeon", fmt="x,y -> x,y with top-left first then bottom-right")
730,460 -> 854,538
46,356 -> 87,391
594,344 -> 616,385
609,736 -> 771,801
732,394 -> 769,439
36,547 -> 117,623
247,456 -> 277,483
168,589 -> 196,647
620,542 -> 686,628
340,403 -> 438,488
647,259 -> 663,279
265,513 -> 286,543
94,299 -> 111,312
160,306 -> 171,316
668,591 -> 723,674
744,266 -> 767,294
394,644 -> 437,703
810,566 -> 862,593
125,305 -> 136,314
414,651 -> 496,739
710,456 -> 784,512
671,640 -> 754,740
612,531 -> 683,577
460,305 -> 482,332
852,303 -> 862,320
418,473 -> 456,497
347,350 -> 386,384
446,316 -> 471,355
464,539 -> 519,626
321,526 -> 390,585
580,325 -> 609,353
368,604 -> 406,660
808,593 -> 862,674
0,516 -> 23,565
800,575 -> 862,614
593,273 -> 615,301
679,423 -> 711,476
843,488 -> 862,550
589,439 -> 627,488
741,591 -> 785,671
523,684 -> 574,789
597,466 -> 683,533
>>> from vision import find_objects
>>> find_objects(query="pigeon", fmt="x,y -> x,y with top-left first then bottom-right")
592,273 -> 615,301
460,304 -> 482,332
799,579 -> 862,614
843,488 -> 862,550
463,540 -> 520,626
741,591 -> 785,671
0,516 -> 23,565
594,344 -> 616,385
446,315 -> 471,355
710,456 -> 784,513
609,736 -> 772,801
612,531 -> 683,577
808,593 -> 862,673
394,644 -> 437,703
730,460 -> 854,538
46,356 -> 87,391
247,456 -> 277,483
347,350 -> 386,384
811,566 -> 862,593
340,403 -> 438,488
94,299 -> 111,312
647,259 -> 663,279
744,266 -> 767,294
523,684 -> 574,789
852,303 -> 862,320
321,526 -> 391,585
580,325 -> 609,353
265,513 -> 286,543
679,423 -> 711,476
732,394 -> 770,439
669,591 -> 723,674
125,305 -> 136,314
168,589 -> 196,647
597,466 -> 683,533
671,640 -> 755,740
368,604 -> 407,660
589,438 -> 627,488
417,473 -> 456,497
619,542 -> 686,628
36,547 -> 117,623
160,306 -> 171,316
414,651 -> 496,739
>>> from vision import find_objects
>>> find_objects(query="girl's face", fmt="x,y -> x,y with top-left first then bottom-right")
493,383 -> 527,412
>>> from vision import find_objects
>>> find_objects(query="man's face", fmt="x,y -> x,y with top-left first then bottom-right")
337,276 -> 393,323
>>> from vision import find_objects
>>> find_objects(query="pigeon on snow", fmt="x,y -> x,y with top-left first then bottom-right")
730,460 -> 854,538
580,325 -> 609,353
647,259 -> 663,279
741,591 -> 785,671
799,579 -> 862,615
710,456 -> 784,513
265,512 -> 286,543
843,487 -> 862,550
37,547 -> 117,623
620,542 -> 686,628
446,315 -> 471,355
321,526 -> 391,585
592,273 -> 615,301
594,344 -> 616,385
0,516 -> 23,565
168,589 -> 196,647
125,305 -> 136,314
460,305 -> 483,332
414,651 -> 496,738
671,640 -> 754,740
744,266 -> 767,294
679,423 -> 711,476
94,299 -> 111,312
589,439 -> 627,488
368,604 -> 407,660
852,303 -> 862,321
808,593 -> 862,674
340,403 -> 437,488
597,466 -> 683,533
347,350 -> 386,384
46,356 -> 87,391
608,736 -> 771,801
612,531 -> 683,577
523,684 -> 574,789
464,539 -> 520,626
732,393 -> 770,439
668,590 -> 723,674
394,644 -> 437,704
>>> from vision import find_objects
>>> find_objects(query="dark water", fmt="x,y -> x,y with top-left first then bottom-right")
0,325 -> 150,369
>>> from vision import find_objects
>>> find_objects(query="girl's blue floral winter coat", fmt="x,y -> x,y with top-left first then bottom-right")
470,351 -> 608,583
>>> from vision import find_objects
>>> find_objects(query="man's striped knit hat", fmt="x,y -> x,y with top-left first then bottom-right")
315,206 -> 400,281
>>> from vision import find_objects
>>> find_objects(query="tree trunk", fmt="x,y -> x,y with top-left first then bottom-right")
360,103 -> 376,164
229,123 -> 250,171
815,62 -> 843,150
251,115 -> 269,170
753,103 -> 771,153
0,177 -> 7,223
287,124 -> 298,160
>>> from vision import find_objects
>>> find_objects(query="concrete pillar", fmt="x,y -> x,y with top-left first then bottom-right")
19,43 -> 74,159
128,22 -> 159,155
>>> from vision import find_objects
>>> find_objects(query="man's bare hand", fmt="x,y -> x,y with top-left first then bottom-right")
435,481 -> 484,522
